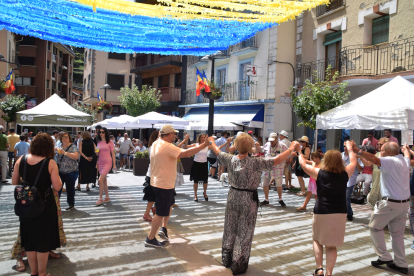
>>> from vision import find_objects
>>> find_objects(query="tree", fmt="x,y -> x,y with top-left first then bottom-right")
291,66 -> 350,147
72,47 -> 85,85
72,103 -> 98,123
119,84 -> 161,117
0,95 -> 26,130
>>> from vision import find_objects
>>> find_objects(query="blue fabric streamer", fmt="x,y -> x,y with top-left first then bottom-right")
0,0 -> 275,55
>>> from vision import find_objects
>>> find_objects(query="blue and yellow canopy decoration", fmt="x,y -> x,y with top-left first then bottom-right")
0,0 -> 329,55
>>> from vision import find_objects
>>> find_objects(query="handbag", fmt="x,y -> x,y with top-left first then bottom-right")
14,155 -> 49,217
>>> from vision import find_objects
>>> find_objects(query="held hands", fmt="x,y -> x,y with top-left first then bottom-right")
184,134 -> 190,141
227,137 -> 233,143
207,136 -> 215,143
401,143 -> 410,154
290,141 -> 300,152
203,135 -> 210,146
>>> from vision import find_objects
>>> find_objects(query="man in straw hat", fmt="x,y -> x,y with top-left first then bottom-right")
260,132 -> 290,208
145,125 -> 210,248
279,130 -> 293,189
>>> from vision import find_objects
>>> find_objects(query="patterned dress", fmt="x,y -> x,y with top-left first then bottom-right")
218,152 -> 274,275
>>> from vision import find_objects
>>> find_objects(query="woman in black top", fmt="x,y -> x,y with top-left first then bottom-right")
296,141 -> 357,276
295,136 -> 311,196
78,131 -> 97,191
12,133 -> 62,276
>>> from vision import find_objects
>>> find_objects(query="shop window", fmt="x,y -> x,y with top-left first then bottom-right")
18,56 -> 35,66
372,15 -> 389,45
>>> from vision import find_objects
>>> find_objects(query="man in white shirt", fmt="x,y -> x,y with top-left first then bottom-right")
353,142 -> 410,274
279,130 -> 293,189
215,131 -> 228,180
118,133 -> 134,170
135,141 -> 147,153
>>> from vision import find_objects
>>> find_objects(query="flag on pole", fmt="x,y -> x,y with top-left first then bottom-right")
97,92 -> 103,102
4,70 -> 15,95
195,68 -> 205,96
202,71 -> 210,93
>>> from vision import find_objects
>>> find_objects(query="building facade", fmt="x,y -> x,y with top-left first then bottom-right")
181,21 -> 296,139
295,0 -> 414,149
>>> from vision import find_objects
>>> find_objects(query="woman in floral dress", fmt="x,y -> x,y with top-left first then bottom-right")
208,133 -> 299,275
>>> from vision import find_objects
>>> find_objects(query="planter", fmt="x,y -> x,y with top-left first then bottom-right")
133,158 -> 150,176
201,89 -> 222,100
180,157 -> 194,175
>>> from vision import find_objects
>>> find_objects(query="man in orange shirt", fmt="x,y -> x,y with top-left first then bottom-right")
145,125 -> 210,248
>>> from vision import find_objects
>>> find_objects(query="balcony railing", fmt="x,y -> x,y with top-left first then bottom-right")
296,37 -> 414,87
62,76 -> 67,83
130,54 -> 182,70
316,0 -> 345,17
184,81 -> 258,105
229,35 -> 258,54
158,87 -> 181,102
107,82 -> 125,90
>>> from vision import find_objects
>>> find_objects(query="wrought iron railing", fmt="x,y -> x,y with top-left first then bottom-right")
184,81 -> 258,104
296,37 -> 414,87
316,0 -> 345,17
229,35 -> 258,54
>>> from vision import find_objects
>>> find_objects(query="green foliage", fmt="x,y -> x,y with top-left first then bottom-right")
72,103 -> 98,123
0,79 -> 5,93
72,47 -> 85,84
143,150 -> 149,159
291,66 -> 350,130
0,95 -> 26,124
119,84 -> 161,117
135,150 -> 149,159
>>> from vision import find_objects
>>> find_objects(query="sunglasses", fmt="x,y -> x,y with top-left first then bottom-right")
62,136 -> 69,139
99,131 -> 105,134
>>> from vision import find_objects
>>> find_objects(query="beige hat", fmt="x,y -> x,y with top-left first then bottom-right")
279,130 -> 288,138
298,135 -> 309,143
160,125 -> 178,134
268,132 -> 278,141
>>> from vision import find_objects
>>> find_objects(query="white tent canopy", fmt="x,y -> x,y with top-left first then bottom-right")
316,76 -> 414,131
186,120 -> 242,131
17,94 -> 92,127
132,111 -> 190,126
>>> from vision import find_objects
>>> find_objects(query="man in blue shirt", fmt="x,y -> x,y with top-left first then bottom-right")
215,131 -> 228,180
14,134 -> 31,168
342,140 -> 363,221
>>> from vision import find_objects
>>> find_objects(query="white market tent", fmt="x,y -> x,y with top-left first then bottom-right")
17,94 -> 92,127
132,111 -> 190,126
316,76 -> 414,131
186,120 -> 242,131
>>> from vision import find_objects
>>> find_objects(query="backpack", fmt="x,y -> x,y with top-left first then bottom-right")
14,155 -> 49,217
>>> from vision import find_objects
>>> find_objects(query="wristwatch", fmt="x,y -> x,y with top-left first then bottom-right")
357,149 -> 362,156
209,141 -> 213,145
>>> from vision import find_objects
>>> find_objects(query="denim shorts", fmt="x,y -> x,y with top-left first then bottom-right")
8,152 -> 14,159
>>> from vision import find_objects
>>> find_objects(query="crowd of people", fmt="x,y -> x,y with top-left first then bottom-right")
5,124 -> 414,275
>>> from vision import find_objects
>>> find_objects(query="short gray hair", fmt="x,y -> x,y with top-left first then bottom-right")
0,126 -> 4,132
383,142 -> 399,156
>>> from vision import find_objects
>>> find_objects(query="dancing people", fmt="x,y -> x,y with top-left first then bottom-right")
353,142 -> 411,274
186,134 -> 209,201
367,137 -> 389,208
142,131 -> 159,222
297,141 -> 357,276
294,136 -> 310,196
95,127 -> 116,206
12,133 -> 63,276
208,133 -> 299,275
145,125 -> 209,248
296,152 -> 322,212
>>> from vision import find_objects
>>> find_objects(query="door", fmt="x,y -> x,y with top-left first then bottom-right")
239,62 -> 251,100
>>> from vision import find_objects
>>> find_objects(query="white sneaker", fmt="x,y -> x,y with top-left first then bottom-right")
122,166 -> 126,170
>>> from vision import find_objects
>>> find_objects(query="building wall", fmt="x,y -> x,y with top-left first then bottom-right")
0,30 -> 16,80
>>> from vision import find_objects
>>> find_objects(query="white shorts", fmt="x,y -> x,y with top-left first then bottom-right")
356,173 -> 372,184
263,174 -> 282,187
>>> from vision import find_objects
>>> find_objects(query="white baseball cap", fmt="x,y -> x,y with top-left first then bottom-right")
279,130 -> 288,138
268,132 -> 277,141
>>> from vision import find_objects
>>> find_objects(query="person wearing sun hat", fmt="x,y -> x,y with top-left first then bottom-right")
145,125 -> 210,248
294,135 -> 311,196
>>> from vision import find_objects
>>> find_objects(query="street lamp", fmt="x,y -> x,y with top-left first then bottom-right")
201,50 -> 227,136
100,83 -> 111,101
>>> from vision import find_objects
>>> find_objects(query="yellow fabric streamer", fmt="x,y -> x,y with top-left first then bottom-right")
71,0 -> 330,23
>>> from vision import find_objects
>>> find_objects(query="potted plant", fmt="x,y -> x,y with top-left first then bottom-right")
133,150 -> 150,176
96,100 -> 113,114
201,82 -> 223,100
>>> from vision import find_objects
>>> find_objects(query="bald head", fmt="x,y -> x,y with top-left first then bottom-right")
382,142 -> 399,156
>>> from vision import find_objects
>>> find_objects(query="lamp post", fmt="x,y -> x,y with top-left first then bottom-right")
200,51 -> 227,136
100,83 -> 111,101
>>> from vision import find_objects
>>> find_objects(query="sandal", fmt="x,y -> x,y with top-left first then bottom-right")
86,186 -> 90,192
16,259 -> 26,272
203,192 -> 208,201
296,207 -> 307,212
49,251 -> 60,259
76,186 -> 81,191
103,198 -> 110,203
143,214 -> 153,221
194,197 -> 198,202
313,268 -> 324,276
151,207 -> 156,216
95,199 -> 104,206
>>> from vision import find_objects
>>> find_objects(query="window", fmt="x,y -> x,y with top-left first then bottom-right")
58,67 -> 62,75
108,52 -> 126,60
175,73 -> 182,87
107,74 -> 125,90
372,15 -> 389,45
52,64 -> 56,73
111,105 -> 126,114
15,77 -> 32,86
158,75 -> 169,87
129,75 -> 132,88
52,81 -> 56,89
217,69 -> 226,87
20,36 -> 35,46
47,61 -> 50,70
47,80 -> 49,88
324,31 -> 341,73
47,41 -> 51,51
53,46 -> 57,55
59,50 -> 63,58
69,73 -> 72,80
239,62 -> 251,100
18,56 -> 35,65
58,83 -> 61,91
142,78 -> 153,86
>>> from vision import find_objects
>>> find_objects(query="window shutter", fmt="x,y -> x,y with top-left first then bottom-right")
372,15 -> 389,45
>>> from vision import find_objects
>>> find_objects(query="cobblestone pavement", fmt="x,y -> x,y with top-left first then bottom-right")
0,170 -> 413,275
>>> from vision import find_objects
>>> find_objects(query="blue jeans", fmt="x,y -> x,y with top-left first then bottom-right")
58,171 -> 79,206
346,185 -> 354,217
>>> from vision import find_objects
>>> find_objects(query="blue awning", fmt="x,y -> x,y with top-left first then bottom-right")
183,104 -> 264,128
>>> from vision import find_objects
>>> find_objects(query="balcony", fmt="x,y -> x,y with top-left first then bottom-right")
130,54 -> 182,73
62,61 -> 68,70
296,37 -> 414,87
187,56 -> 208,68
184,81 -> 258,105
316,0 -> 345,17
52,71 -> 56,80
229,35 -> 258,56
158,87 -> 181,102
62,76 -> 67,85
107,82 -> 125,90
